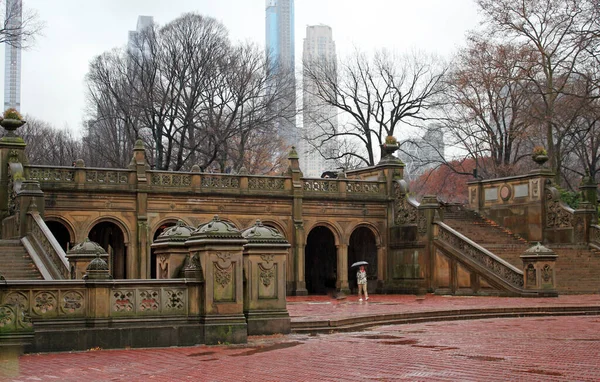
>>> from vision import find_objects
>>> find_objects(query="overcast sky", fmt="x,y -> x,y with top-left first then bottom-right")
2,0 -> 480,135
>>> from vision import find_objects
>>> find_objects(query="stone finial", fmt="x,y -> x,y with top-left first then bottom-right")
191,164 -> 201,173
83,251 -> 112,280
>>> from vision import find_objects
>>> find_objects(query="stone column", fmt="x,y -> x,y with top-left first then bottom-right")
186,216 -> 248,345
520,243 -> 558,297
241,220 -> 291,335
335,243 -> 350,294
287,147 -> 307,295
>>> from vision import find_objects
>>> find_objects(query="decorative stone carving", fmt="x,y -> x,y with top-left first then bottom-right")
61,291 -> 84,314
545,189 -> 573,228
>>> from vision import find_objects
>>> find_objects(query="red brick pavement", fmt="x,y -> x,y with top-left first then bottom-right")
3,294 -> 600,381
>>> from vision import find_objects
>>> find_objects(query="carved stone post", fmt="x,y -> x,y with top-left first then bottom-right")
241,220 -> 291,335
287,147 -> 307,295
520,243 -> 558,297
66,238 -> 109,279
151,220 -> 194,279
84,253 -> 113,328
186,215 -> 248,345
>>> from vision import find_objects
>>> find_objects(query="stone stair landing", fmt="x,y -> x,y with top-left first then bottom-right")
0,239 -> 43,280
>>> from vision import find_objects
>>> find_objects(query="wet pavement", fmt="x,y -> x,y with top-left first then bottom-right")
2,294 -> 600,381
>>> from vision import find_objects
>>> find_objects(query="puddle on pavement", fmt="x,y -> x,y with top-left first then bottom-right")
403,330 -> 426,334
230,341 -> 303,356
380,339 -> 419,345
356,334 -> 402,340
521,369 -> 563,376
199,358 -> 219,362
412,345 -> 459,351
459,355 -> 505,362
187,351 -> 217,357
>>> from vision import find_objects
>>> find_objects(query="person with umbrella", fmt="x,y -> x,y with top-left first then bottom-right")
352,261 -> 369,301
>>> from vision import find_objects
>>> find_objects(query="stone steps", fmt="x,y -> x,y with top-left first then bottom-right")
0,240 -> 43,280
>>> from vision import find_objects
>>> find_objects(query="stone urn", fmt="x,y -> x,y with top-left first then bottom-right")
532,154 -> 548,166
0,118 -> 26,138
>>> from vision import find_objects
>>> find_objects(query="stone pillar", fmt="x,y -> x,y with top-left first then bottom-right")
16,181 -> 45,238
130,139 -> 149,279
186,215 -> 247,345
0,117 -> 27,221
287,147 -> 307,295
335,243 -> 350,294
66,238 -> 109,279
84,253 -> 113,328
150,220 -> 194,279
241,220 -> 291,335
579,173 -> 598,224
520,243 -> 558,297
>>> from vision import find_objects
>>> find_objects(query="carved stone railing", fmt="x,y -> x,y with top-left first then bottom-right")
0,279 -> 203,352
25,212 -> 69,279
149,171 -> 193,187
303,178 -> 339,192
434,222 -> 524,291
26,166 -> 75,183
248,176 -> 286,191
201,174 -> 240,189
85,169 -> 129,185
545,186 -> 574,229
0,279 -> 193,321
109,281 -> 188,317
345,180 -> 382,194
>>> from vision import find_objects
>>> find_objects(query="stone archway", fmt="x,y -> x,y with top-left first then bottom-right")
348,226 -> 378,294
305,226 -> 337,294
151,221 -> 177,279
89,222 -> 127,279
46,220 -> 72,252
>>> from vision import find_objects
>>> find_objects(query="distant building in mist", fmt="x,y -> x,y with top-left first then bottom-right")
300,25 -> 338,178
401,127 -> 445,181
4,0 -> 22,111
128,16 -> 154,60
265,0 -> 297,147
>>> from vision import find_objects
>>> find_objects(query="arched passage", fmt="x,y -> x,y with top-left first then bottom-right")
46,220 -> 72,252
348,226 -> 378,293
151,221 -> 176,279
89,221 -> 127,279
305,226 -> 337,294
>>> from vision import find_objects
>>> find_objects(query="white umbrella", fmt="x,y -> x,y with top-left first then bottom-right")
350,261 -> 368,268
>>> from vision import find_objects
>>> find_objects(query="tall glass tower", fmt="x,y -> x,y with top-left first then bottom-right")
265,0 -> 297,147
3,0 -> 22,111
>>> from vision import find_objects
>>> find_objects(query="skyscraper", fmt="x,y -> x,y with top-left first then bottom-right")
300,25 -> 337,177
3,0 -> 22,111
265,0 -> 297,147
128,16 -> 154,58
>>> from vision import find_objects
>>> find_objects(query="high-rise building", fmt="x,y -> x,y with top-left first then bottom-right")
265,0 -> 297,147
3,0 -> 22,111
401,127 -> 445,181
128,16 -> 154,59
300,25 -> 337,177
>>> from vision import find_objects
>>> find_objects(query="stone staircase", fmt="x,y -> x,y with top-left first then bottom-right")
553,246 -> 600,294
442,205 -> 600,294
0,239 -> 43,280
442,206 -> 529,269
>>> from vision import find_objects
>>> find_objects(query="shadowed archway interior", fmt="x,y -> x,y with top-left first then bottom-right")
45,221 -> 72,252
348,227 -> 377,293
89,222 -> 127,279
305,226 -> 337,294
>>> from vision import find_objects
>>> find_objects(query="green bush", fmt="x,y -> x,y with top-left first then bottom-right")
558,188 -> 581,209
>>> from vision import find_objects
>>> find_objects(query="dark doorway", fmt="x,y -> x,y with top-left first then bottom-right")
46,221 -> 72,252
305,226 -> 337,294
89,222 -> 127,279
151,222 -> 176,279
348,227 -> 377,293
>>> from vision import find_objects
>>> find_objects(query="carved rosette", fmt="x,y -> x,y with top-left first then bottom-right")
164,289 -> 185,312
0,305 -> 15,327
61,291 -> 84,314
138,290 -> 160,312
33,292 -> 56,315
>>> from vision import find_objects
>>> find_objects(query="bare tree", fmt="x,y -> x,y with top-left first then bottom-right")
440,38 -> 536,178
0,0 -> 43,48
476,0 -> 596,182
84,13 -> 293,173
20,116 -> 81,166
302,50 -> 446,167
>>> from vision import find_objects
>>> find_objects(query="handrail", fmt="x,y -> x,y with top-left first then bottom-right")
434,221 -> 524,290
590,225 -> 600,247
26,211 -> 69,279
